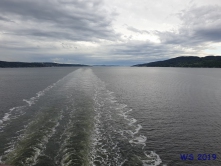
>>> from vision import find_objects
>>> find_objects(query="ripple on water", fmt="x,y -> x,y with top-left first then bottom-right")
90,74 -> 162,166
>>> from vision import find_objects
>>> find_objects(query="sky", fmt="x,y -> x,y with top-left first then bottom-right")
0,0 -> 221,65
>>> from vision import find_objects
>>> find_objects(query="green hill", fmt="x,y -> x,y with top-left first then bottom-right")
133,56 -> 221,68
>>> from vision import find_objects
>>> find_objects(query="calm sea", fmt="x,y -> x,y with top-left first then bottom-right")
0,67 -> 220,166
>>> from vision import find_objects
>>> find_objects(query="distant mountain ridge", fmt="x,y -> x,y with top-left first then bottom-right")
133,56 -> 221,68
0,61 -> 88,68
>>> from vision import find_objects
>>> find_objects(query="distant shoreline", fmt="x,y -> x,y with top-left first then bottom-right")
0,61 -> 88,68
133,56 -> 221,68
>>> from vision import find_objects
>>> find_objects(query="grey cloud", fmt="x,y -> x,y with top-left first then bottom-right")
106,41 -> 195,64
0,15 -> 14,22
0,0 -> 118,41
1,1 -> 220,65
195,27 -> 221,42
158,5 -> 221,46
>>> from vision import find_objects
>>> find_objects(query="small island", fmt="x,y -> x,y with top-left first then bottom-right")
133,56 -> 221,68
0,61 -> 88,68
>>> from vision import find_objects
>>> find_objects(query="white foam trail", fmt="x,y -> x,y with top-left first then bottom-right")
134,124 -> 142,134
3,109 -> 63,166
23,99 -> 34,106
83,69 -> 165,165
129,118 -> 137,126
91,76 -> 147,165
0,106 -> 23,131
9,107 -> 16,111
2,113 -> 10,121
129,135 -> 147,146
22,82 -> 57,107
0,81 -> 60,131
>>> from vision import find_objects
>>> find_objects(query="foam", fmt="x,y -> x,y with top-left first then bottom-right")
23,99 -> 35,106
128,118 -> 137,126
81,71 -> 164,165
92,82 -> 145,165
2,113 -> 10,121
9,107 -> 16,111
36,91 -> 44,98
116,104 -> 127,110
22,83 -> 57,107
1,106 -> 24,125
142,151 -> 162,166
134,124 -> 142,135
129,135 -> 147,145
119,109 -> 132,121
2,109 -> 63,166
0,81 -> 60,132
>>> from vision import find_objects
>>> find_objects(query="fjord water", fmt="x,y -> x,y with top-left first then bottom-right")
0,67 -> 221,166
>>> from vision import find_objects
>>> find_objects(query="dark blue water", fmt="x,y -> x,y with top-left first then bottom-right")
0,67 -> 221,166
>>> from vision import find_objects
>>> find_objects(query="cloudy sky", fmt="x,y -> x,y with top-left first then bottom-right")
0,0 -> 221,65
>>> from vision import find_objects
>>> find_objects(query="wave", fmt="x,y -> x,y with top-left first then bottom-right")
1,108 -> 63,166
1,68 -> 163,166
0,81 -> 60,132
90,72 -> 162,166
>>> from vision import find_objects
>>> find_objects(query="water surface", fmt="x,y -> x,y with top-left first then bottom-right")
0,67 -> 221,166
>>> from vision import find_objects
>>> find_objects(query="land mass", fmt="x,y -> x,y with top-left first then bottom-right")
133,56 -> 221,68
0,61 -> 88,68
